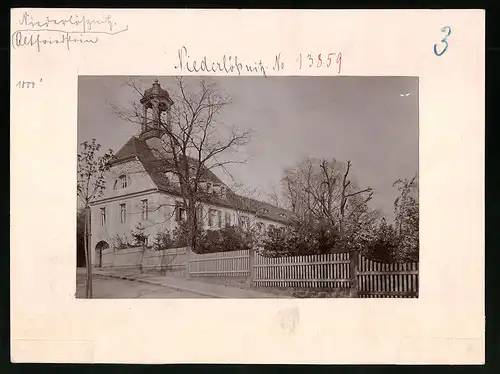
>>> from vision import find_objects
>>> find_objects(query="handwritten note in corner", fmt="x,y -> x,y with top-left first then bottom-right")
11,11 -> 128,52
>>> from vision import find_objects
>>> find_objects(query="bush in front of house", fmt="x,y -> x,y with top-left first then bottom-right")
195,225 -> 253,254
259,220 -> 341,257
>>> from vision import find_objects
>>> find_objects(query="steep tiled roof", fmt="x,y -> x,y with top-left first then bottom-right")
111,136 -> 293,224
113,136 -> 149,160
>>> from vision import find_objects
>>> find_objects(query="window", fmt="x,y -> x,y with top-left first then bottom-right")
119,203 -> 126,223
100,207 -> 106,226
217,210 -> 222,228
208,209 -> 216,227
196,205 -> 203,227
278,213 -> 287,218
225,212 -> 231,227
165,172 -> 179,186
207,182 -> 213,194
213,184 -> 219,196
220,186 -> 226,199
175,202 -> 186,222
141,199 -> 148,220
238,216 -> 248,229
119,175 -> 128,188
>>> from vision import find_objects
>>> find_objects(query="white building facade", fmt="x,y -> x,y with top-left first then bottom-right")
89,81 -> 291,266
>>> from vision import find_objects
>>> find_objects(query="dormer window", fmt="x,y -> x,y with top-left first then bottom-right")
114,174 -> 130,190
256,208 -> 269,216
278,213 -> 287,218
212,184 -> 220,195
165,171 -> 179,186
119,174 -> 128,188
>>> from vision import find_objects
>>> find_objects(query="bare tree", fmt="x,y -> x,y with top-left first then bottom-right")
266,185 -> 283,209
279,158 -> 376,295
338,160 -> 374,238
280,157 -> 374,239
77,139 -> 114,298
111,77 -> 251,266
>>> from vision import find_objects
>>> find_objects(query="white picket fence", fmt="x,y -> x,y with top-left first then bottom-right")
357,256 -> 419,298
100,247 -> 419,297
254,253 -> 351,288
188,250 -> 250,277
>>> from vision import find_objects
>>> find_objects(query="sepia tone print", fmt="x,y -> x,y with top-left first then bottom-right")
76,76 -> 419,299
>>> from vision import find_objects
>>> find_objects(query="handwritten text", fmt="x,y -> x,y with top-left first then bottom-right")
16,78 -> 43,89
174,46 -> 271,77
434,26 -> 451,56
11,11 -> 128,52
297,53 -> 342,74
174,47 -> 343,77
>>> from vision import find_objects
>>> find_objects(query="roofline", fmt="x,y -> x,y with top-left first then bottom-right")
157,188 -> 290,224
109,154 -> 137,166
89,187 -> 290,224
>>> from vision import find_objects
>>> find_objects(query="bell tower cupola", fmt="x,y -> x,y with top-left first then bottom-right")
139,79 -> 174,140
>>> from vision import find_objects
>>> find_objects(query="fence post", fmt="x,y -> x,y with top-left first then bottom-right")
185,246 -> 191,278
349,250 -> 359,297
247,248 -> 255,288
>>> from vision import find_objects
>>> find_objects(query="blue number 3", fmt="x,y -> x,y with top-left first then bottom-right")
434,26 -> 451,56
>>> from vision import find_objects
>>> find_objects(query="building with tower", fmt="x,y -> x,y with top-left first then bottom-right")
89,80 -> 292,267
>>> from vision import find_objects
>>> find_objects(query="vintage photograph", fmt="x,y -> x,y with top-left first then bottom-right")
76,75 -> 419,299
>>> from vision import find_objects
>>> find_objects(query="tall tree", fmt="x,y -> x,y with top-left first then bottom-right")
77,139 -> 114,298
280,157 -> 375,243
279,157 -> 376,294
112,77 -> 251,267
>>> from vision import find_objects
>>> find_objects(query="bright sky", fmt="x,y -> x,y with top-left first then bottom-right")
78,75 -> 418,222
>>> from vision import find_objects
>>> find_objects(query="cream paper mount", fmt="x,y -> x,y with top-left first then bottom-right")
10,9 -> 484,364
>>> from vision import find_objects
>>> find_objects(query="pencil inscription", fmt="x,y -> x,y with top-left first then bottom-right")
11,11 -> 128,52
15,78 -> 42,89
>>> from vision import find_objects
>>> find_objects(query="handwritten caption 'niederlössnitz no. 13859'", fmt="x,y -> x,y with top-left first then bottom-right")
174,46 -> 343,77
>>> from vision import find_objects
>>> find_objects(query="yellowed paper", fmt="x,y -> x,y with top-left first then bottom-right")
10,8 -> 485,364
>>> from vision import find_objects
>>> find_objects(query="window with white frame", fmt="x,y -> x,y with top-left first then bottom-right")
141,199 -> 148,220
217,210 -> 222,228
225,212 -> 231,227
119,203 -> 126,223
238,215 -> 249,229
119,174 -> 128,188
100,207 -> 106,226
208,209 -> 216,227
